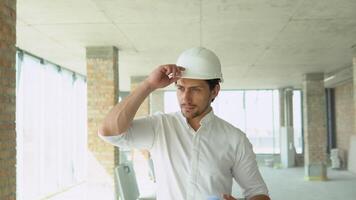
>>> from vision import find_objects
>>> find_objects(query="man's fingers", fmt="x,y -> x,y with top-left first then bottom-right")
176,66 -> 185,77
161,64 -> 185,78
162,65 -> 173,76
177,66 -> 185,72
173,65 -> 185,78
171,67 -> 177,78
169,76 -> 180,84
146,64 -> 185,90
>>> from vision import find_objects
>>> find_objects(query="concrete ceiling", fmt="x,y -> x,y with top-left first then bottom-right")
16,0 -> 356,90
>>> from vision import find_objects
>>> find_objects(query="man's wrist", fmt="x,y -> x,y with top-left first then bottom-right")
141,79 -> 156,94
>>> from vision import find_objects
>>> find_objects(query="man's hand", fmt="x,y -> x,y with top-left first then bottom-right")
222,194 -> 270,200
145,64 -> 185,90
223,194 -> 237,200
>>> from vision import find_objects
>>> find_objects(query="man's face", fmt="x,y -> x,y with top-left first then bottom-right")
176,78 -> 219,119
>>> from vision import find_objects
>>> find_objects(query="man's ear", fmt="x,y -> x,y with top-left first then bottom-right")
212,84 -> 220,98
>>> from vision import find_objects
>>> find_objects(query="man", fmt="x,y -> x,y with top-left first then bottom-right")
99,47 -> 270,200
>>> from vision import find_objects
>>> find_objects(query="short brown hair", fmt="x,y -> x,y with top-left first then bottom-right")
205,79 -> 221,90
205,79 -> 220,102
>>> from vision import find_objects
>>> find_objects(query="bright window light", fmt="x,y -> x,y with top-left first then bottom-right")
164,90 -> 303,154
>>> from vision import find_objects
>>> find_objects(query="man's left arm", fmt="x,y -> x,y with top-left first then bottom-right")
231,134 -> 270,199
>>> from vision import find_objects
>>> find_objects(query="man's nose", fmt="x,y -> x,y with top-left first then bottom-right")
182,90 -> 192,103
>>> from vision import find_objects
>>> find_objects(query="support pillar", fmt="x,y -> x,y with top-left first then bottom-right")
86,46 -> 119,177
150,90 -> 165,114
303,73 -> 327,180
279,88 -> 296,168
353,45 -> 356,135
130,76 -> 153,189
348,45 -> 356,173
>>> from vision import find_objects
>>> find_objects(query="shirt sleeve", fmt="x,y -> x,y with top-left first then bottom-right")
232,134 -> 269,199
98,114 -> 160,150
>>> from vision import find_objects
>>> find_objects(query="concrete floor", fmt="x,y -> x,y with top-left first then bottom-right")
233,166 -> 356,200
47,166 -> 356,200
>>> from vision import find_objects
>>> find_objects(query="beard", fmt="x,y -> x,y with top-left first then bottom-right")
180,102 -> 211,120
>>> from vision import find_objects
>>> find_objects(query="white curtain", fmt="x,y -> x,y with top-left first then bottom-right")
16,53 -> 87,200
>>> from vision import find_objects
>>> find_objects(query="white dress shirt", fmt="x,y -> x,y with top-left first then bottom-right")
100,110 -> 268,200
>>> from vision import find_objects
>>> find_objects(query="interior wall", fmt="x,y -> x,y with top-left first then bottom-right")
334,80 -> 355,162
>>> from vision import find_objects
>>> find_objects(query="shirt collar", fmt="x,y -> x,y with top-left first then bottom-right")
199,109 -> 215,126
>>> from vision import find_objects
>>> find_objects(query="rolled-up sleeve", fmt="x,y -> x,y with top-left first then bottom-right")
99,114 -> 160,150
232,135 -> 269,199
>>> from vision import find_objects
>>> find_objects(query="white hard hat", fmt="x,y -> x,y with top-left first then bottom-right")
176,47 -> 223,82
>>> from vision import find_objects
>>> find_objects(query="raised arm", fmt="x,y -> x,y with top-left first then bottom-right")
98,64 -> 184,136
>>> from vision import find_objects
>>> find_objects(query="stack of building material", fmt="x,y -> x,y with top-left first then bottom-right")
330,148 -> 344,169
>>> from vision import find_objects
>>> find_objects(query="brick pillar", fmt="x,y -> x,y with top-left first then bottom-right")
279,88 -> 295,168
303,73 -> 327,180
130,76 -> 150,168
150,90 -> 164,114
86,46 -> 119,177
0,0 -> 17,199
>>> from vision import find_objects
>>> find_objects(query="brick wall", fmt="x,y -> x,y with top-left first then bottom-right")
86,46 -> 119,177
0,0 -> 17,199
334,81 -> 354,158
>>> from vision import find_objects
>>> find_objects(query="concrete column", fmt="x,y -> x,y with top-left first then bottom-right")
86,46 -> 119,177
150,90 -> 165,114
303,73 -> 327,180
279,88 -> 296,168
353,45 -> 356,134
0,0 -> 17,199
349,45 -> 356,174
